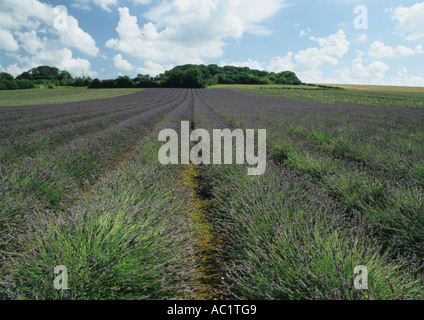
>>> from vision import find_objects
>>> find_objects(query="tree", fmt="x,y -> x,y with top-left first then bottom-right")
15,66 -> 78,86
216,74 -> 235,84
275,71 -> 301,85
16,79 -> 35,89
73,76 -> 92,87
0,72 -> 14,81
135,74 -> 152,82
17,66 -> 60,82
84,64 -> 303,90
133,74 -> 160,88
0,80 -> 18,90
116,76 -> 134,88
99,79 -> 117,88
161,65 -> 208,88
181,68 -> 206,88
207,64 -> 220,76
89,78 -> 101,88
59,71 -> 73,86
0,72 -> 18,90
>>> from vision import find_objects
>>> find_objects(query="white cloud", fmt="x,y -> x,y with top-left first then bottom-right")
268,54 -> 295,72
92,0 -> 118,11
337,57 -> 389,84
0,29 -> 19,51
390,67 -> 424,86
73,0 -> 118,12
72,0 -> 151,11
4,63 -> 25,76
299,27 -> 311,38
132,0 -> 152,4
15,30 -> 44,55
358,33 -> 368,42
106,1 -> 286,66
136,60 -> 173,76
337,63 -> 424,86
71,3 -> 91,10
7,47 -> 96,77
268,30 -> 350,82
0,0 -> 99,56
368,41 -> 423,58
113,54 -> 134,71
0,11 -> 29,30
57,15 -> 99,56
0,0 -> 98,76
311,30 -> 350,58
0,0 -> 54,27
391,2 -> 424,41
222,59 -> 264,70
57,48 -> 96,77
112,56 -> 173,77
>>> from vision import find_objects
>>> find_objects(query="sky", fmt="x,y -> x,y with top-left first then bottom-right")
0,0 -> 424,86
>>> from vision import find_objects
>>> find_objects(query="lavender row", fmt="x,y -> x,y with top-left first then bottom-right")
0,88 -> 167,123
0,90 -> 187,165
0,90 -> 191,246
0,88 -> 177,138
1,90 -> 198,299
203,160 -> 424,299
200,89 -> 424,184
190,89 -> 424,299
198,89 -> 424,259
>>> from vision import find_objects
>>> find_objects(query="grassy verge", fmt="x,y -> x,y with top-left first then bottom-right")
316,84 -> 424,93
0,87 -> 144,107
210,84 -> 424,108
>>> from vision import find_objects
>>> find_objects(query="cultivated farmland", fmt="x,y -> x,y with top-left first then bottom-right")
1,88 -> 424,300
0,87 -> 144,107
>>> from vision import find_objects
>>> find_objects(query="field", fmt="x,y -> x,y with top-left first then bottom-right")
212,84 -> 424,108
0,87 -> 143,107
316,84 -> 424,93
1,87 -> 424,300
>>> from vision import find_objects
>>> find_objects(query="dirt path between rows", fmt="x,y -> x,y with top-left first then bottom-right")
179,163 -> 223,300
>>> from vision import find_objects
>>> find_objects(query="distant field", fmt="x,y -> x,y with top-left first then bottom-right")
317,84 -> 424,93
211,84 -> 424,108
0,87 -> 144,107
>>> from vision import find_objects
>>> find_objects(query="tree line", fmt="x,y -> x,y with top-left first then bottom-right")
0,66 -> 90,90
0,64 -> 303,90
160,64 -> 302,88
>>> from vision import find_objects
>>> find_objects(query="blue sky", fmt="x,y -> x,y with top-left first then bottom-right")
1,0 -> 424,85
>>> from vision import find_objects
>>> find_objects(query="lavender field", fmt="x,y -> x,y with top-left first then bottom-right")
1,88 -> 424,300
